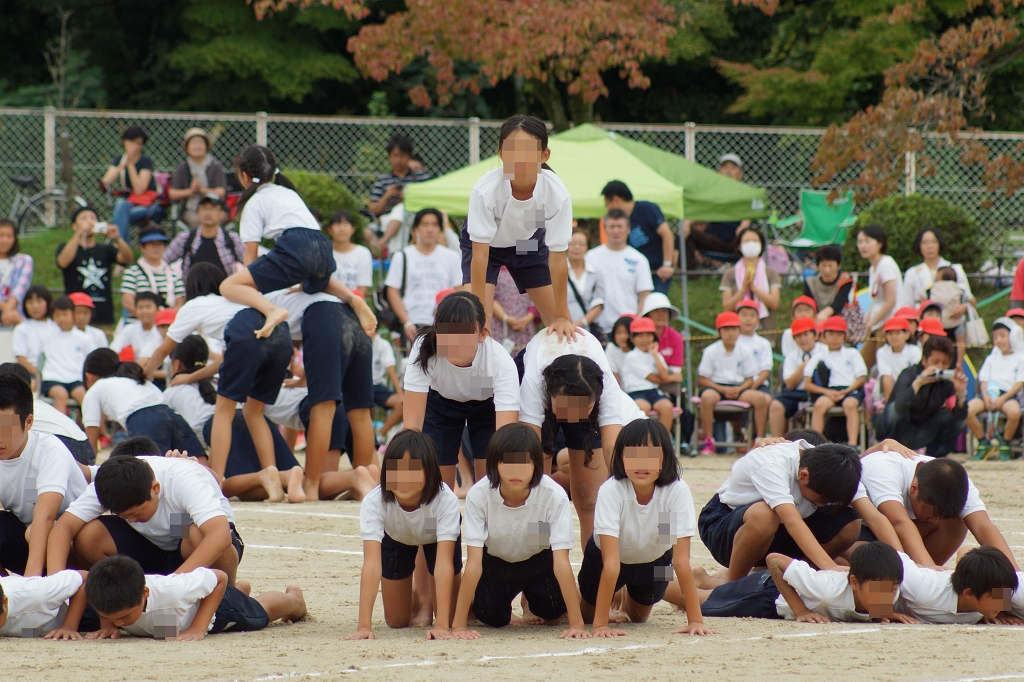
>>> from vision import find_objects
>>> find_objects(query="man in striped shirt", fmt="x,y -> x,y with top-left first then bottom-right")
367,135 -> 431,218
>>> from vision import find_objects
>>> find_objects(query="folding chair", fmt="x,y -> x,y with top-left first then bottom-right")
768,190 -> 856,277
648,383 -> 690,457
690,396 -> 756,453
798,400 -> 868,449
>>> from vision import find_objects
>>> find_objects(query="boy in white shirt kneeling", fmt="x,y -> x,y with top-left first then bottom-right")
696,312 -> 757,455
966,317 -> 1024,460
769,317 -> 826,438
805,316 -> 867,447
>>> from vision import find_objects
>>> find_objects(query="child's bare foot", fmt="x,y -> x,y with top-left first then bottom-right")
351,299 -> 378,337
235,579 -> 252,596
519,595 -> 545,625
255,307 -> 289,339
286,466 -> 306,503
608,609 -> 630,624
283,585 -> 307,622
352,466 -> 376,501
410,606 -> 433,628
259,466 -> 285,502
302,477 -> 321,502
610,586 -> 625,612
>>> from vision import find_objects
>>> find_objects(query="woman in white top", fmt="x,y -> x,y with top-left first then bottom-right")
901,227 -> 976,313
326,209 -> 373,297
450,424 -> 588,639
857,225 -> 904,370
566,227 -> 605,331
343,430 -> 462,640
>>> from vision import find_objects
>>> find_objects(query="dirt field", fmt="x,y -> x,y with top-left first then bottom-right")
4,453 -> 1023,682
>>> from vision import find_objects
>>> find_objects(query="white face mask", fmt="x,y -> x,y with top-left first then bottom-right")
740,241 -> 762,259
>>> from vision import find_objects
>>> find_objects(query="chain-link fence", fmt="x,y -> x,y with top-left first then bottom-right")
2,106 -> 1023,246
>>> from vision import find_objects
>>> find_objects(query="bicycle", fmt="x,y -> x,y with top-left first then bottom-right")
7,174 -> 85,235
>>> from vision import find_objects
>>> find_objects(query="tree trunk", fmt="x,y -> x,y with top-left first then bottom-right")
529,73 -> 570,132
513,73 -> 528,115
569,93 -> 594,126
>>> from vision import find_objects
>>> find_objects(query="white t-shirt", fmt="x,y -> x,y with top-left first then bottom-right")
265,289 -> 336,341
40,327 -> 91,383
717,440 -> 817,518
67,456 -> 234,551
0,571 -> 83,637
403,336 -> 520,412
774,559 -> 882,621
519,329 -> 625,429
264,386 -> 306,431
697,340 -> 758,386
121,568 -> 220,638
895,553 -> 981,624
593,477 -> 695,564
977,350 -> 1024,394
13,318 -> 56,365
167,295 -> 246,344
876,344 -> 923,380
238,184 -> 320,242
359,484 -> 461,547
780,328 -> 796,358
0,431 -> 88,524
161,384 -> 216,447
110,322 -> 163,360
32,398 -> 87,440
586,245 -> 654,333
464,476 -> 574,563
468,168 -> 573,251
81,376 -> 164,428
605,344 -> 628,379
620,348 -> 660,393
1010,571 -> 1024,618
781,343 -> 827,391
371,334 -> 396,387
804,346 -> 867,388
857,452 -> 985,520
331,245 -> 374,291
618,391 -> 649,424
867,255 -> 903,330
383,247 -> 463,326
80,325 -> 108,353
737,333 -> 773,387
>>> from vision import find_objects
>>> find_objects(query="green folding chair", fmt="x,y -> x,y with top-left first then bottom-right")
769,189 -> 856,262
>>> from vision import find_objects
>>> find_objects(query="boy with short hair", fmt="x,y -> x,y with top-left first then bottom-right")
893,306 -> 920,342
0,569 -> 91,638
875,317 -> 921,404
110,291 -> 164,367
39,296 -> 90,414
69,293 -> 108,353
769,317 -> 826,438
897,546 -> 1018,623
780,295 -> 817,357
697,312 -> 757,455
0,375 -> 88,577
735,300 -> 774,438
966,317 -> 1024,460
84,555 -> 305,640
805,316 -> 867,446
371,330 -> 403,437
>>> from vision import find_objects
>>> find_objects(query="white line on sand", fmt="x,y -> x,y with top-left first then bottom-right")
231,507 -> 360,520
921,674 -> 1024,682
246,544 -> 362,556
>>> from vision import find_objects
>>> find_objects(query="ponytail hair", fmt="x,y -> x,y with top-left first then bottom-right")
114,361 -> 147,385
170,336 -> 217,405
414,291 -> 486,374
234,145 -> 300,214
541,354 -> 604,465
83,348 -> 120,382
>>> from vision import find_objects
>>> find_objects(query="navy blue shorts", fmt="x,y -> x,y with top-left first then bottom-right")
816,386 -> 865,405
203,413 -> 299,478
628,388 -> 670,406
699,384 -> 743,401
697,493 -> 860,569
473,547 -> 566,628
97,516 -> 245,574
219,309 -> 293,405
41,380 -> 83,396
248,227 -> 336,295
373,384 -> 395,409
209,584 -> 270,634
380,531 -> 464,581
701,569 -> 782,619
298,394 -> 349,453
125,405 -> 206,458
773,389 -> 809,418
577,536 -> 673,607
459,224 -> 552,293
0,510 -> 29,575
55,434 -> 96,465
301,301 -> 373,410
423,389 -> 495,465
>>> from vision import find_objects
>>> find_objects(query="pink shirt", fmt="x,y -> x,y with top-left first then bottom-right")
657,325 -> 684,369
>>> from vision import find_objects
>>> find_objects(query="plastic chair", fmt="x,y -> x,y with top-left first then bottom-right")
647,384 -> 690,457
768,190 -> 856,275
690,396 -> 755,452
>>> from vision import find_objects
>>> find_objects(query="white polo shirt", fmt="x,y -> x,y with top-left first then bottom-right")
0,431 -> 88,524
717,440 -> 817,518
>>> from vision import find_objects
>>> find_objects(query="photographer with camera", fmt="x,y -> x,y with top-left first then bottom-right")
874,335 -> 968,457
56,205 -> 134,325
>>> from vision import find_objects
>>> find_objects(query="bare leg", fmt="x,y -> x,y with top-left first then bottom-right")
181,523 -> 238,585
739,390 -> 770,438
70,520 -> 118,568
655,399 -> 674,431
381,394 -> 404,434
255,585 -> 307,623
819,519 -> 862,562
380,575 -> 414,628
303,400 -> 336,501
621,591 -> 654,623
918,518 -> 969,566
454,448 -> 474,498
567,447 -> 608,548
286,465 -> 306,503
318,466 -> 376,501
208,396 -> 238,479
966,399 -> 985,438
700,390 -> 719,442
810,395 -> 835,434
324,280 -> 379,336
70,385 -> 86,406
218,268 -> 288,339
221,469 -> 293,501
524,285 -> 558,326
49,385 -> 69,415
1003,401 -> 1021,441
769,400 -> 788,438
727,502 -> 780,582
842,397 -> 860,446
347,407 -> 376,469
410,550 -> 434,627
241,398 -> 284,502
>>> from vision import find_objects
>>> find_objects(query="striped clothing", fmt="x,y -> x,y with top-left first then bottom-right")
369,168 -> 431,214
121,263 -> 184,308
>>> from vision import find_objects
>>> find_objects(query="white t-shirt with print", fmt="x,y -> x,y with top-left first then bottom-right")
464,476 -> 574,563
876,344 -> 923,380
698,340 -> 758,387
167,295 -> 246,344
0,431 -> 88,524
804,346 -> 867,388
81,376 -> 164,428
717,440 -> 817,518
359,484 -> 461,547
40,327 -> 91,383
238,184 -> 320,242
586,245 -> 654,332
857,451 -> 985,520
121,568 -> 220,637
332,245 -> 374,291
371,334 -> 396,387
737,333 -> 773,387
383,247 -> 463,326
468,168 -> 573,251
593,477 -> 695,565
0,571 -> 83,637
403,336 -> 520,411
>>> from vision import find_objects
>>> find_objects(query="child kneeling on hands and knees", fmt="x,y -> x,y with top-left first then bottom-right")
344,430 -> 462,641
579,419 -> 718,637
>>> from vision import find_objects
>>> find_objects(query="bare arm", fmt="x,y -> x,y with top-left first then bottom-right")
851,498 -> 904,552
774,503 -> 839,571
866,280 -> 898,329
964,511 -> 1020,570
878,500 -> 936,567
242,241 -> 260,266
46,513 -> 87,575
343,540 -> 382,639
176,516 -> 232,575
670,536 -> 717,635
144,336 -> 179,380
43,570 -> 90,640
591,535 -> 623,634
23,492 -> 62,576
56,230 -> 86,269
385,365 -> 403,395
552,548 -> 588,638
426,540 -> 457,639
450,545 -> 483,638
767,553 -> 829,623
176,569 -> 228,641
496,410 -> 519,430
402,390 -> 427,431
548,252 -> 573,322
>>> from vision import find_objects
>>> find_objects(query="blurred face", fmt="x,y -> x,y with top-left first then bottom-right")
329,219 -> 355,244
551,394 -> 594,424
857,232 -> 882,260
414,215 -> 440,247
0,410 -> 31,461
52,308 -> 74,332
436,322 -> 482,367
123,136 -> 145,156
792,304 -> 814,320
604,218 -> 629,247
993,327 -> 1011,353
73,210 -> 98,233
632,331 -> 655,351
908,320 -> 918,336
141,240 -> 166,262
388,147 -> 411,175
384,454 -> 426,504
603,196 -> 627,211
719,326 -> 740,345
849,577 -> 898,618
197,203 -> 223,228
823,329 -> 846,350
918,230 -> 941,261
117,483 -> 160,523
497,451 -> 535,495
794,329 -> 817,352
908,477 -> 942,524
613,325 -> 630,351
0,226 -> 15,258
718,161 -> 742,181
97,592 -> 147,629
500,130 -> 548,185
24,295 -> 47,321
186,136 -> 209,159
1011,315 -> 1024,329
817,259 -> 839,283
738,308 -> 759,334
967,588 -> 1013,620
922,308 -> 941,321
135,300 -> 158,326
885,329 -> 907,351
646,309 -> 669,329
621,444 -> 662,490
568,231 -> 589,260
74,306 -> 92,329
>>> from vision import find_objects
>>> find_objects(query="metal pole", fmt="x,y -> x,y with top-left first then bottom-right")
684,122 -> 696,163
905,128 -> 916,197
256,111 -> 268,147
679,219 -> 693,399
43,106 -> 56,222
468,117 -> 480,165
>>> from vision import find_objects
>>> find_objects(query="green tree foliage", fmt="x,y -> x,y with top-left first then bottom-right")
287,169 -> 366,242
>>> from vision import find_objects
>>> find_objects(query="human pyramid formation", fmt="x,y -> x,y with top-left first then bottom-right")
0,117 -> 1021,643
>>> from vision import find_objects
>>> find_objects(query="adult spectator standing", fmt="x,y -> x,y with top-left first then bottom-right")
56,205 -> 134,325
368,134 -> 431,218
874,336 -> 968,457
901,228 -> 976,312
166,128 -> 228,229
720,226 -> 782,331
0,219 -> 34,326
164,194 -> 243,281
600,180 -> 675,294
586,208 -> 652,334
858,224 -> 904,370
385,208 -> 462,344
681,154 -> 750,268
120,224 -> 184,324
566,227 -> 604,330
101,125 -> 165,242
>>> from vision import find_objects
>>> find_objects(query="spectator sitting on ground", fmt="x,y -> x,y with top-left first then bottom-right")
100,125 -> 165,242
166,128 -> 227,230
682,154 -> 749,268
164,194 -> 243,281
601,180 -> 676,294
56,205 -> 134,326
0,218 -> 34,326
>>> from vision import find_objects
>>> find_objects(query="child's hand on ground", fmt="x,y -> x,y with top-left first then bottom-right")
876,613 -> 919,624
43,627 -> 82,641
672,622 -> 720,636
986,613 -> 1024,625
425,627 -> 452,640
86,626 -> 121,640
591,625 -> 628,638
559,625 -> 591,639
341,629 -> 375,640
546,318 -> 580,343
449,627 -> 481,640
170,628 -> 206,641
795,612 -> 831,624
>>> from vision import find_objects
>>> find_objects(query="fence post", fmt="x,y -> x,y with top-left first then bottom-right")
905,128 -> 916,197
43,107 -> 56,193
684,122 -> 696,163
256,112 -> 268,147
468,117 -> 480,166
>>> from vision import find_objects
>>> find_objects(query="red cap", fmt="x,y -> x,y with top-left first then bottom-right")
736,300 -> 760,312
791,295 -> 818,313
155,309 -> 177,326
820,316 -> 848,334
435,288 -> 457,305
716,312 -> 741,329
68,292 -> 94,308
118,345 -> 135,362
629,317 -> 656,334
919,299 -> 942,314
918,318 -> 947,336
894,306 -> 920,321
883,317 -> 910,332
790,317 -> 817,336
1007,308 -> 1024,318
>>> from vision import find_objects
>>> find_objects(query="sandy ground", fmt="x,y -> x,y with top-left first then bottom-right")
3,453 -> 1024,682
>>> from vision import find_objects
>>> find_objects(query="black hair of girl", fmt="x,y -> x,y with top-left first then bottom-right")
913,227 -> 946,256
856,224 -> 888,253
234,145 -> 300,214
498,115 -> 553,172
171,335 -> 217,405
485,423 -> 544,490
379,429 -> 443,507
412,208 -> 443,231
185,262 -> 227,300
83,348 -> 120,382
541,355 -> 603,465
114,361 -> 147,385
611,317 -> 635,351
609,419 -> 679,487
24,285 -> 52,317
733,225 -> 766,258
0,219 -> 20,257
413,291 -> 486,373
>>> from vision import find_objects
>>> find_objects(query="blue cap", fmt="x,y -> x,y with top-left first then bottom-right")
139,231 -> 169,244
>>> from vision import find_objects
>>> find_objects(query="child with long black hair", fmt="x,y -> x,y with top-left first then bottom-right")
216,145 -> 377,339
13,285 -> 53,379
464,115 -> 577,340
